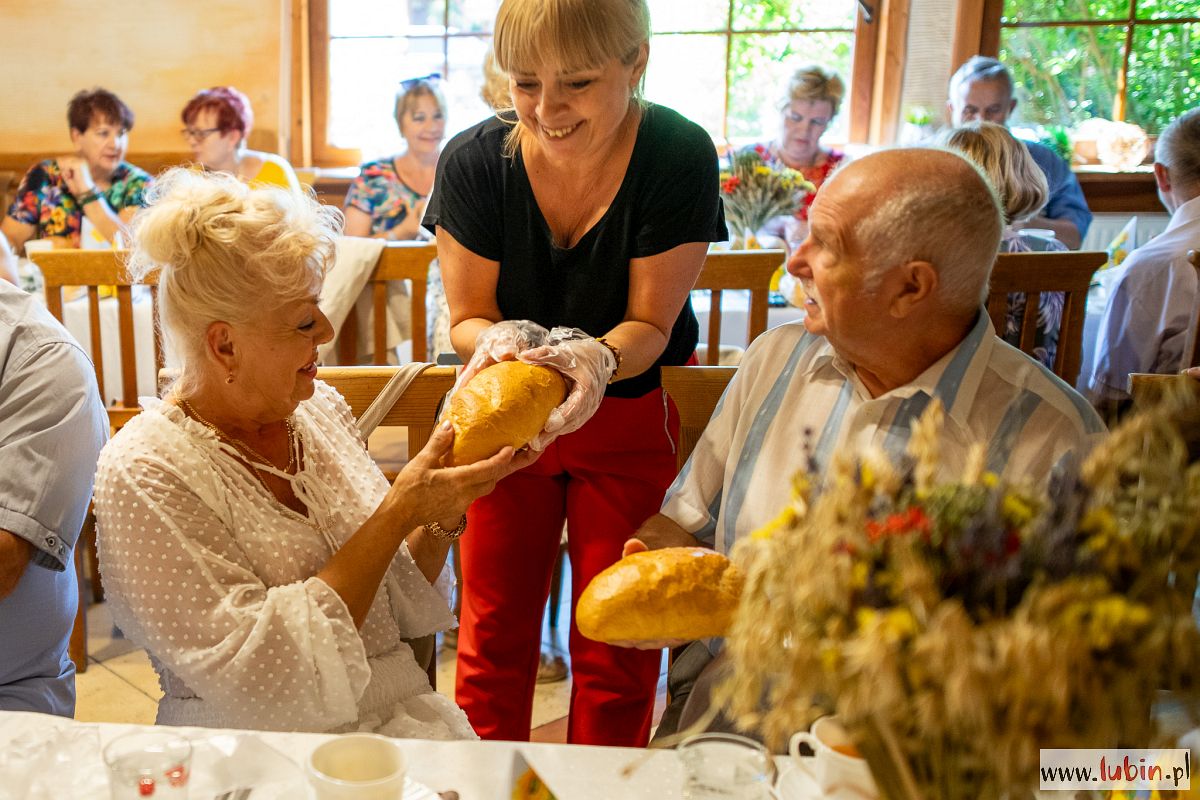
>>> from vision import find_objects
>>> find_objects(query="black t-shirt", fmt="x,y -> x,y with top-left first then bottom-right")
423,104 -> 727,398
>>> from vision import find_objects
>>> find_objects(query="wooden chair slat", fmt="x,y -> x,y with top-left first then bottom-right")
988,251 -> 1107,385
372,281 -> 389,366
706,289 -> 723,365
150,285 -> 164,378
117,286 -> 138,406
87,286 -> 105,401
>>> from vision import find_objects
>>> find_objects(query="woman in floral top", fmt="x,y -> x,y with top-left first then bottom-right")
751,64 -> 847,239
344,77 -> 450,358
2,88 -> 150,254
344,78 -> 444,241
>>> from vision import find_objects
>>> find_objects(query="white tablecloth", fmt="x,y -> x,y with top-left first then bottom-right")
0,710 -> 692,800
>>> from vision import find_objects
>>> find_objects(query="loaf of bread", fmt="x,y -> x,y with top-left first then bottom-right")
445,361 -> 567,465
576,548 -> 744,643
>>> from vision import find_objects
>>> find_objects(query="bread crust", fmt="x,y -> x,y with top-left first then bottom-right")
576,548 -> 744,642
446,361 -> 567,465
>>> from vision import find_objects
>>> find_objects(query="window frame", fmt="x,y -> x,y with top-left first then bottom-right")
305,0 -> 893,168
964,0 -> 1199,123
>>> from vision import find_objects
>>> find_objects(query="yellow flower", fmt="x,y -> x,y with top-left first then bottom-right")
752,505 -> 796,541
981,471 -> 999,488
1002,493 -> 1036,526
1080,507 -> 1117,538
851,561 -> 870,589
754,165 -> 772,176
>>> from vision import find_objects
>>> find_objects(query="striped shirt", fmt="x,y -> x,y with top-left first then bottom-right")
661,312 -> 1106,556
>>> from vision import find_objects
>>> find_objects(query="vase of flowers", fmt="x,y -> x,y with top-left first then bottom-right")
715,389 -> 1200,800
719,147 -> 813,249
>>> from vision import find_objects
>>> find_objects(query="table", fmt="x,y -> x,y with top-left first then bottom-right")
0,711 -> 692,800
690,290 -> 806,351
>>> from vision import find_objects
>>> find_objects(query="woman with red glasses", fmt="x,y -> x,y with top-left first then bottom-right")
180,86 -> 301,192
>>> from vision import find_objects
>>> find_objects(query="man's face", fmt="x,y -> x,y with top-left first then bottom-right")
949,78 -> 1017,126
786,176 -> 888,357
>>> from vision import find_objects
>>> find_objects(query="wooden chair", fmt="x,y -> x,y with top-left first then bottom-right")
986,250 -> 1108,385
337,242 -> 438,365
29,249 -> 163,673
694,250 -> 785,365
317,365 -> 456,686
661,366 -> 738,471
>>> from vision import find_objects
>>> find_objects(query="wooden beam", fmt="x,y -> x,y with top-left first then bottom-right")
868,0 -> 911,145
849,3 -> 881,143
290,0 -> 313,167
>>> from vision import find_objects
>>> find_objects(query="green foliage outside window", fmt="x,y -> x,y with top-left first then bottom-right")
1000,0 -> 1198,134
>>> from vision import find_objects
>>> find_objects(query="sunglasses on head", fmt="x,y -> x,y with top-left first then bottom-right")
400,73 -> 441,91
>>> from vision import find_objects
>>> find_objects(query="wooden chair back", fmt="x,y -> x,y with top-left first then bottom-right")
336,242 -> 438,366
30,249 -> 162,430
986,250 -> 1107,385
694,250 -> 784,365
316,365 -> 455,460
661,365 -> 737,470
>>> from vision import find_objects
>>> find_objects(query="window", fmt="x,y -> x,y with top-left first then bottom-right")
997,1 -> 1198,133
310,0 -> 874,166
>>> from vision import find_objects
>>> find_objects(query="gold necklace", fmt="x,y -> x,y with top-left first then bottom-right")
178,398 -> 298,475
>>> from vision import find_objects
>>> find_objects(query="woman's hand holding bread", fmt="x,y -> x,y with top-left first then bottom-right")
386,419 -> 538,531
518,326 -> 617,451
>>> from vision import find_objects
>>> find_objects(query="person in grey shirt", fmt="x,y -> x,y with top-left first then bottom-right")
0,233 -> 107,716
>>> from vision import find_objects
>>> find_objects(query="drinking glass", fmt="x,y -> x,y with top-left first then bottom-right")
103,731 -> 192,799
679,732 -> 775,800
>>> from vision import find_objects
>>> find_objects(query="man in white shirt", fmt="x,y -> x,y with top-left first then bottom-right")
624,148 -> 1104,738
947,56 -> 1092,250
1082,109 -> 1200,410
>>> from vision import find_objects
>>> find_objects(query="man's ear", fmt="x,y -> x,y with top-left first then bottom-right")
890,260 -> 938,319
1153,161 -> 1171,195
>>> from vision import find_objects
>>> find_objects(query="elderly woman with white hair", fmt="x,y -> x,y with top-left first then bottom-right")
93,169 -> 534,736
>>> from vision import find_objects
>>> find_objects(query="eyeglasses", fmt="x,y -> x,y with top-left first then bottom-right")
180,127 -> 221,142
399,72 -> 441,91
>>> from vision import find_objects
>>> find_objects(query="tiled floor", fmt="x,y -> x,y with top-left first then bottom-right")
74,557 -> 669,740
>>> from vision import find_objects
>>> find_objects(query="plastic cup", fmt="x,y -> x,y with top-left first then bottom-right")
103,731 -> 192,799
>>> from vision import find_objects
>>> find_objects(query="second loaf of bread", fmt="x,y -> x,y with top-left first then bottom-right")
576,548 -> 744,643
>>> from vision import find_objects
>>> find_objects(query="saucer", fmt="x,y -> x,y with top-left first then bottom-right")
774,766 -> 820,800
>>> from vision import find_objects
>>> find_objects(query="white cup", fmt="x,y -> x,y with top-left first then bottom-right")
788,717 -> 877,800
306,733 -> 406,800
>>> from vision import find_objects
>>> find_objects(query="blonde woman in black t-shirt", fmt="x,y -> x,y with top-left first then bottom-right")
424,0 -> 726,747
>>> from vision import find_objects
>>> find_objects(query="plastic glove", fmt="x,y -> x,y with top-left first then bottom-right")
451,319 -> 551,398
518,326 -> 617,451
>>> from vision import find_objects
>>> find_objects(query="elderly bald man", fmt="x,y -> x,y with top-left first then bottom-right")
624,147 -> 1105,741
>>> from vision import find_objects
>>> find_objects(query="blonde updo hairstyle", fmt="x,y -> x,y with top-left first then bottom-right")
940,121 -> 1048,225
126,168 -> 342,398
492,0 -> 650,157
781,65 -> 845,118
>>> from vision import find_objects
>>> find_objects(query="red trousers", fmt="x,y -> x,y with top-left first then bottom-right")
454,389 -> 680,745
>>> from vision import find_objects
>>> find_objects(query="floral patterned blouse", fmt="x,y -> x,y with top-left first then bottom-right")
344,158 -> 424,236
754,144 -> 846,220
6,159 -> 151,246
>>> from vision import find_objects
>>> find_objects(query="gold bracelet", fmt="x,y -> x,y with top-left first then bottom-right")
424,514 -> 468,540
596,337 -> 622,384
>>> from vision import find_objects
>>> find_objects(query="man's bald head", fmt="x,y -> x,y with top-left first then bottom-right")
824,148 -> 1003,314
